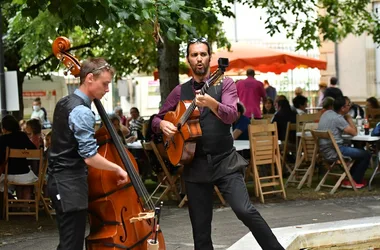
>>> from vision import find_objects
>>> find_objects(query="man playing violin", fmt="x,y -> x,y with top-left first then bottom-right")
47,58 -> 129,250
152,39 -> 284,250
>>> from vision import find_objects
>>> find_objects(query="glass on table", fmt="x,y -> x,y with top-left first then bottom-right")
357,125 -> 364,135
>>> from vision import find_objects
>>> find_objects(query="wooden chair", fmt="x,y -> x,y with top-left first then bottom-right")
296,113 -> 319,132
251,119 -> 269,125
296,113 -> 319,145
248,122 -> 287,203
311,130 -> 358,194
39,158 -> 54,219
142,141 -> 183,205
3,148 -> 44,221
262,114 -> 274,121
286,123 -> 319,189
281,122 -> 297,174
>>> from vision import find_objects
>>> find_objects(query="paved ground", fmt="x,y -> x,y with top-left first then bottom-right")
1,195 -> 380,249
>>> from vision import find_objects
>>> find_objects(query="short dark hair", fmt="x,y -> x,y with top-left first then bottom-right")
292,95 -> 308,109
246,69 -> 255,77
26,118 -> 42,134
330,77 -> 338,86
322,97 -> 335,110
186,38 -> 211,58
130,107 -> 140,114
237,102 -> 246,114
333,96 -> 346,111
1,115 -> 20,133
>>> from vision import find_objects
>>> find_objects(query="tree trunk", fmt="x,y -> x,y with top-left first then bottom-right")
157,36 -> 180,106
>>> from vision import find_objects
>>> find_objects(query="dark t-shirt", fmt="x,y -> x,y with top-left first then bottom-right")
233,115 -> 250,140
0,131 -> 36,174
272,109 -> 297,141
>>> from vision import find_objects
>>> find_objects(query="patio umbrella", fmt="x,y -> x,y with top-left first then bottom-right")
209,43 -> 327,74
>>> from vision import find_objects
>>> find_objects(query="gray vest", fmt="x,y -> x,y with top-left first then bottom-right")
180,80 -> 234,156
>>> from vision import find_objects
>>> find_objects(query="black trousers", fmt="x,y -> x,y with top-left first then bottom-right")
186,171 -> 284,250
48,178 -> 87,250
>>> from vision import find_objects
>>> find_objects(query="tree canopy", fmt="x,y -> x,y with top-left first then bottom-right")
1,0 -> 380,117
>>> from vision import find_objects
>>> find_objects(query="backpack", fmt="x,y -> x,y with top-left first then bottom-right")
371,122 -> 380,136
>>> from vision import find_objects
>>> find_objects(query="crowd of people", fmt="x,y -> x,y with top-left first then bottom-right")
2,38 -> 380,250
235,70 -> 376,190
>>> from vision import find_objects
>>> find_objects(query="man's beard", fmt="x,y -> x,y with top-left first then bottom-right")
191,62 -> 209,76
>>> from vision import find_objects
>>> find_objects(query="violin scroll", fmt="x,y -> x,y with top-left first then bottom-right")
52,36 -> 81,77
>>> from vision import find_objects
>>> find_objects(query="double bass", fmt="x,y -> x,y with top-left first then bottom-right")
163,58 -> 229,166
52,36 -> 165,250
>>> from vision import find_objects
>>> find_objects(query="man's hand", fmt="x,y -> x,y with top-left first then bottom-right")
116,167 -> 129,186
160,120 -> 177,138
195,93 -> 217,109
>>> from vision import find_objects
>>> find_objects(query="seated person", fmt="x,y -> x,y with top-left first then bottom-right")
274,95 -> 287,111
232,102 -> 250,140
114,106 -> 128,126
25,118 -> 44,149
348,103 -> 364,119
0,115 -> 38,200
19,119 -> 27,132
109,114 -> 127,145
318,96 -> 370,189
292,95 -> 308,115
272,99 -> 297,141
25,118 -> 44,176
316,97 -> 335,122
127,107 -> 145,142
262,97 -> 276,115
366,97 -> 380,119
366,97 -> 380,109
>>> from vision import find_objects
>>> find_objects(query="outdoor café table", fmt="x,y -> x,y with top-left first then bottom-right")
126,140 -> 143,150
234,140 -> 250,151
233,140 -> 281,151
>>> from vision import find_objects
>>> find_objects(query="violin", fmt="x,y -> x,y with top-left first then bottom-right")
52,36 -> 165,250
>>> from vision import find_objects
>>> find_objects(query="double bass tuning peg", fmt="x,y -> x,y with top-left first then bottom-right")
64,63 -> 74,76
56,53 -> 74,76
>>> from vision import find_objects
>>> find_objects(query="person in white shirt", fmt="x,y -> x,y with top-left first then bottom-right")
30,98 -> 45,125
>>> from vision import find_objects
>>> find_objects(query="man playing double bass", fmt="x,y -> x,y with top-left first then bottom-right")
48,58 -> 129,250
152,38 -> 284,249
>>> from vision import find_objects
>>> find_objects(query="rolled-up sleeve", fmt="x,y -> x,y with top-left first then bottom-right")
152,85 -> 181,134
69,105 -> 98,159
218,77 -> 238,124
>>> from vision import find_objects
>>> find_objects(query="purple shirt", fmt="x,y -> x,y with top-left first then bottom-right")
236,76 -> 266,119
152,77 -> 238,133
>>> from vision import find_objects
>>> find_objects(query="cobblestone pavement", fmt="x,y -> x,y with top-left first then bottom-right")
1,195 -> 380,249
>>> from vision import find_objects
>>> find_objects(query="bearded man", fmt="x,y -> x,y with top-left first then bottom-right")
152,38 -> 284,250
